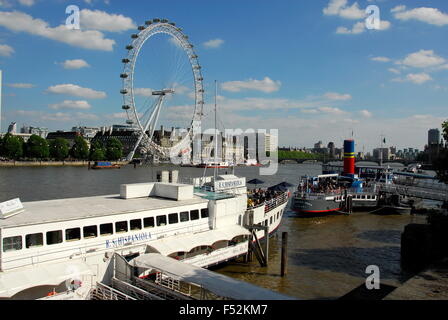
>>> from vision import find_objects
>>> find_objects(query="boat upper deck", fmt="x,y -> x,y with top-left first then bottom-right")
0,193 -> 209,229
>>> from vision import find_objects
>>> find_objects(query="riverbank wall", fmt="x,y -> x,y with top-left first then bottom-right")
401,212 -> 448,272
0,161 -> 129,167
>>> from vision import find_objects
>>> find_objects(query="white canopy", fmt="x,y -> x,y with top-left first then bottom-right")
0,260 -> 94,298
146,225 -> 250,256
132,253 -> 296,300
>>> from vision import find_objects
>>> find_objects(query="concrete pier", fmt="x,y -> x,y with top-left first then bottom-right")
384,260 -> 448,300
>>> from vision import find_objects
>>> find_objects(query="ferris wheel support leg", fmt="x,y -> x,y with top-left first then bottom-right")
128,96 -> 165,161
149,97 -> 165,141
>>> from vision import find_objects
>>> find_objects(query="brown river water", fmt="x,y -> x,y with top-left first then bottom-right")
0,163 -> 427,299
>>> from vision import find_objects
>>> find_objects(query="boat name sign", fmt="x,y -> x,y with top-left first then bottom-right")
106,232 -> 152,249
214,178 -> 245,191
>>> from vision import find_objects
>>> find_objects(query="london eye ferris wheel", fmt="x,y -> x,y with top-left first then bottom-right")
120,18 -> 204,161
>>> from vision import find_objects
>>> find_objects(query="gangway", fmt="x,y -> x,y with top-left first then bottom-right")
131,253 -> 296,300
377,183 -> 448,202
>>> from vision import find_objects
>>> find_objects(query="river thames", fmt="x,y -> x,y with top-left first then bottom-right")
0,163 -> 426,299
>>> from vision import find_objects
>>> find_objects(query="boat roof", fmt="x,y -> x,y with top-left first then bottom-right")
0,194 -> 208,229
132,253 -> 296,300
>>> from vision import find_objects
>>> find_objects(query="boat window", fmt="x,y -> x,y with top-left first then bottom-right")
100,223 -> 113,236
270,217 -> 273,225
65,228 -> 81,242
130,219 -> 142,231
190,210 -> 199,221
264,219 -> 268,226
143,217 -> 155,229
180,211 -> 189,222
83,225 -> 98,239
46,230 -> 63,245
3,236 -> 22,252
26,233 -> 43,248
168,213 -> 179,224
115,221 -> 128,233
156,215 -> 167,227
201,208 -> 209,218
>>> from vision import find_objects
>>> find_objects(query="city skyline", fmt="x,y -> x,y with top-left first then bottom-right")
0,0 -> 447,151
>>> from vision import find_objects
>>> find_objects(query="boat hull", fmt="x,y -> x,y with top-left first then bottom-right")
291,197 -> 341,216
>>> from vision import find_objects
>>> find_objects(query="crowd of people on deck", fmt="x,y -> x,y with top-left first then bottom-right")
298,177 -> 343,194
247,188 -> 284,208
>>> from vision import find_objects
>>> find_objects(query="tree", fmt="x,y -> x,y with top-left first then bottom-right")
105,138 -> 123,161
89,140 -> 105,161
49,138 -> 69,160
2,133 -> 24,160
70,136 -> 89,160
434,120 -> 448,184
25,135 -> 49,159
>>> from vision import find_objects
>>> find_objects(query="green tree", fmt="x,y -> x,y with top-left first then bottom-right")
105,138 -> 123,161
25,135 -> 50,159
49,138 -> 69,160
70,136 -> 89,160
89,140 -> 105,161
2,133 -> 24,160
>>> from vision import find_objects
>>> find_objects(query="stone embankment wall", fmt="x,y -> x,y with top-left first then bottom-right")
0,161 -> 129,167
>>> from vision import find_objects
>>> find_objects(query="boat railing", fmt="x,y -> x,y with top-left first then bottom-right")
264,192 -> 289,213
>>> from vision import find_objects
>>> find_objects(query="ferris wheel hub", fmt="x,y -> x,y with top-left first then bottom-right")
152,89 -> 175,96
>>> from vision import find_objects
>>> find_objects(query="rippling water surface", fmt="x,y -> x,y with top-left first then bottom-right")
0,163 -> 426,299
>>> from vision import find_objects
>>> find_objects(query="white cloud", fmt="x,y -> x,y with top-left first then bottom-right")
18,0 -> 34,6
393,6 -> 448,26
388,68 -> 401,75
324,92 -> 352,101
391,5 -> 406,13
406,73 -> 433,84
0,44 -> 14,56
318,106 -> 347,115
0,11 -> 115,51
359,110 -> 372,118
134,88 -> 153,97
14,110 -> 99,123
7,83 -> 35,88
221,77 -> 281,93
336,21 -> 365,34
371,56 -> 391,62
49,100 -> 92,110
60,59 -> 90,70
80,9 -> 136,32
379,20 -> 392,31
203,38 -> 224,49
336,20 -> 390,34
323,0 -> 366,20
393,73 -> 433,85
46,84 -> 107,99
398,50 -> 445,68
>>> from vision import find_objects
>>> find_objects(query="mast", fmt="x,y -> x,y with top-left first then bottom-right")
214,80 -> 218,180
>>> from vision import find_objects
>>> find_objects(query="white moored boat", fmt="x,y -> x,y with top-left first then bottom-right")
0,173 -> 289,300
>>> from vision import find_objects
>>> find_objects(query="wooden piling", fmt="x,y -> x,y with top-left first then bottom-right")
264,228 -> 269,265
281,232 -> 288,277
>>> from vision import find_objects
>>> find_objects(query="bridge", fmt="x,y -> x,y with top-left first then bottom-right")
278,158 -> 431,167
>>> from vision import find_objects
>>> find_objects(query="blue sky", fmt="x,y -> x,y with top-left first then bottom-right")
0,0 -> 447,152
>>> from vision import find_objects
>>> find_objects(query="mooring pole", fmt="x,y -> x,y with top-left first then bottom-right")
264,228 -> 269,265
281,232 -> 288,277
